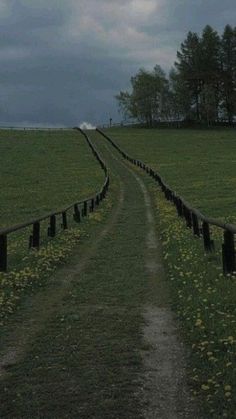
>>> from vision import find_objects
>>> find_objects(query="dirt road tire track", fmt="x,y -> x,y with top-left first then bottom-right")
98,137 -> 198,418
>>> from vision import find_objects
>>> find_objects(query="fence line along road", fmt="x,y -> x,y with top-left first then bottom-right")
0,128 -> 109,272
96,128 -> 236,275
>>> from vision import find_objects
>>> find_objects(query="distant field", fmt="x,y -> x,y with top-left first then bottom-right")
105,128 -> 236,221
0,130 -> 103,229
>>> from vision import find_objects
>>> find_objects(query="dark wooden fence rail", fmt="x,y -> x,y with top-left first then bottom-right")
0,128 -> 109,272
96,128 -> 236,275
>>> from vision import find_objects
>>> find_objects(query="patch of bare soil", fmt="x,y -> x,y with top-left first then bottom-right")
142,306 -> 198,419
130,169 -> 199,418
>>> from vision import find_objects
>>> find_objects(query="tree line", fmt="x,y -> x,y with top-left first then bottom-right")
116,25 -> 236,126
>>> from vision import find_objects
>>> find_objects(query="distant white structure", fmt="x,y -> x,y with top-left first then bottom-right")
79,122 -> 96,130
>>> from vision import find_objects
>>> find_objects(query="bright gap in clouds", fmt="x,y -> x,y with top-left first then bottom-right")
129,0 -> 158,18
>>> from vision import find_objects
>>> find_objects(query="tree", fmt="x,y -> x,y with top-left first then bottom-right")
116,66 -> 169,126
116,24 -> 236,126
168,68 -> 192,120
220,25 -> 236,124
174,26 -> 222,124
115,91 -> 133,121
175,31 -> 202,120
199,25 -> 221,124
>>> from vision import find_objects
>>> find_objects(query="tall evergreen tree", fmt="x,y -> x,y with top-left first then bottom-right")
175,31 -> 202,120
199,25 -> 221,123
116,24 -> 236,126
220,25 -> 236,124
168,68 -> 192,120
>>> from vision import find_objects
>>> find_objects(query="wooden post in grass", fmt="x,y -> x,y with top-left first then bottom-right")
178,199 -> 184,217
90,198 -> 95,212
83,201 -> 88,217
192,213 -> 200,237
0,235 -> 7,272
222,230 -> 236,274
48,215 -> 56,237
62,212 -> 68,230
202,221 -> 213,251
74,204 -> 81,222
32,222 -> 40,248
183,206 -> 192,228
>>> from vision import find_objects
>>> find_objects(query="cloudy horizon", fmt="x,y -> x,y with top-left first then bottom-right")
0,0 -> 235,127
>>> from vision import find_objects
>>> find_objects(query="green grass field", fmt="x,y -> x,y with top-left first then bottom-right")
0,129 -> 105,320
1,127 -> 236,418
105,128 -> 236,222
0,129 -> 103,228
102,127 -> 236,418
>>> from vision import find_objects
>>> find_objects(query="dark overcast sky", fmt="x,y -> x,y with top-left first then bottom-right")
0,0 -> 235,127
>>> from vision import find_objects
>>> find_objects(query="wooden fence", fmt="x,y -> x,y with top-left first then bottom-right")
0,128 -> 109,272
96,128 -> 236,275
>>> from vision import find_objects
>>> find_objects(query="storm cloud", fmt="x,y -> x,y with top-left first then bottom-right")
0,0 -> 235,126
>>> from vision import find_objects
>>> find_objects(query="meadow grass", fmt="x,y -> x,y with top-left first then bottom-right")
0,129 -> 103,228
1,127 -> 236,417
102,128 -> 236,418
0,129 -> 104,322
0,136 -> 153,419
152,183 -> 236,419
105,128 -> 236,222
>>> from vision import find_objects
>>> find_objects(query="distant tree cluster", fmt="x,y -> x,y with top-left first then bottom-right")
116,25 -> 236,126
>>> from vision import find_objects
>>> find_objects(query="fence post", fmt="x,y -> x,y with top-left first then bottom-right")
222,230 -> 236,274
192,213 -> 200,237
90,198 -> 95,212
48,215 -> 56,237
176,198 -> 182,216
62,212 -> 68,230
32,222 -> 40,248
202,221 -> 213,251
183,206 -> 192,228
83,201 -> 88,217
73,204 -> 81,222
0,235 -> 7,272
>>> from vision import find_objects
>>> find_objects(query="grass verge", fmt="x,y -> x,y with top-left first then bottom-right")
0,130 -> 103,228
0,142 -> 151,418
150,182 -> 236,419
0,129 -> 108,322
105,127 -> 236,221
